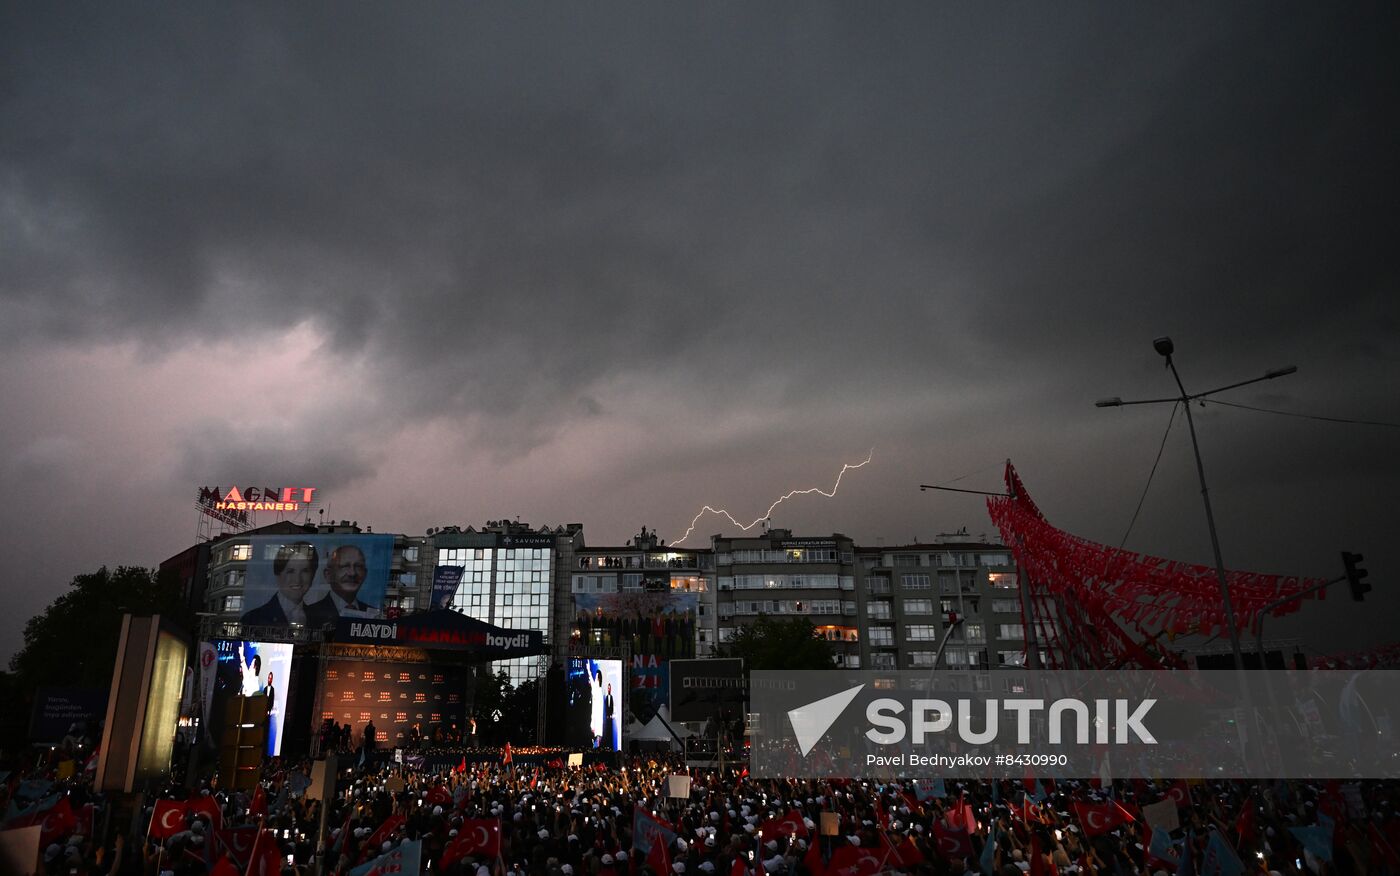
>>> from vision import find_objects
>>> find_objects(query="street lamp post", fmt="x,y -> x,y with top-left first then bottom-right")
1096,336 -> 1296,671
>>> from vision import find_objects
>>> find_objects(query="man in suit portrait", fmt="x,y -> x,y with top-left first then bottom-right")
306,544 -> 376,628
602,681 -> 616,750
241,542 -> 318,627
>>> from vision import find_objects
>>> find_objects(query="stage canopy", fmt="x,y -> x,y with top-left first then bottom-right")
333,609 -> 546,660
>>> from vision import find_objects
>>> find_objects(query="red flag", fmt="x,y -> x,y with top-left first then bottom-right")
896,836 -> 924,867
361,814 -> 406,861
933,821 -> 974,858
955,798 -> 978,834
249,785 -> 267,820
645,834 -> 671,875
1072,800 -> 1133,837
149,799 -> 188,840
827,845 -> 884,876
216,827 -> 258,868
529,769 -> 540,790
802,839 -> 825,876
244,829 -> 283,876
188,794 -> 223,830
210,855 -> 241,876
457,757 -> 467,774
1164,781 -> 1190,809
426,784 -> 453,807
1369,823 -> 1400,870
442,818 -> 502,869
78,802 -> 96,839
38,797 -> 78,846
757,809 -> 809,839
1029,835 -> 1047,876
1234,803 -> 1255,841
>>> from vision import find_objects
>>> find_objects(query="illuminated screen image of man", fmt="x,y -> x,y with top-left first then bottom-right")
306,544 -> 377,627
241,542 -> 318,626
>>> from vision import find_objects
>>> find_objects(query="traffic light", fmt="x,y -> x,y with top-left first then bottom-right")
1342,551 -> 1371,601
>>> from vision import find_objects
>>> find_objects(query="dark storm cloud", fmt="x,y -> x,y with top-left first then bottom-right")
1,3 -> 1397,661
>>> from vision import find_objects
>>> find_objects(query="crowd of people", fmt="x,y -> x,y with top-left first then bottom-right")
3,729 -> 1393,876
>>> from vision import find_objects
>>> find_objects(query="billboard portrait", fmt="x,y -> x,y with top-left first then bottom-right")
564,657 -> 623,751
241,534 -> 393,630
211,640 -> 294,755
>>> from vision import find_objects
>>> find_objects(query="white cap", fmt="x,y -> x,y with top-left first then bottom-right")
673,864 -> 686,874
700,864 -> 715,873
563,866 -> 574,875
602,855 -> 615,865
617,851 -> 628,862
539,829 -> 550,840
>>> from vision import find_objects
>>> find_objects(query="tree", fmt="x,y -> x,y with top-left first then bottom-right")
720,614 -> 836,672
10,565 -> 189,690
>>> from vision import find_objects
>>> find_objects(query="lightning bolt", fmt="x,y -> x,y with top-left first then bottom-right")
668,449 -> 874,546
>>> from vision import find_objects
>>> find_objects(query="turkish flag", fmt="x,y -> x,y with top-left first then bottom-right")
38,797 -> 78,846
1164,781 -> 1191,809
1029,835 -> 1048,876
210,855 -> 241,876
954,799 -> 978,834
249,784 -> 267,820
827,845 -> 884,876
245,829 -> 284,876
735,855 -> 754,876
1234,803 -> 1255,841
896,836 -> 924,867
1072,801 -> 1134,837
645,833 -> 671,875
758,809 -> 809,839
426,784 -> 453,807
442,818 -> 501,869
188,794 -> 223,830
149,799 -> 188,840
802,839 -> 825,876
361,814 -> 406,861
216,826 -> 259,868
933,822 -> 974,858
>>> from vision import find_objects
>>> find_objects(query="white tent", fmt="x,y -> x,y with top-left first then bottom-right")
627,713 -> 694,745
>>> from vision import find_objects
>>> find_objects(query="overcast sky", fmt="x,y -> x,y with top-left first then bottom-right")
2,3 -> 1397,666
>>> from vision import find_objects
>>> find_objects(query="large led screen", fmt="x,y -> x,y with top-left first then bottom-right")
211,640 -> 294,755
319,660 -> 466,748
572,590 -> 696,724
564,658 -> 623,751
240,534 -> 393,631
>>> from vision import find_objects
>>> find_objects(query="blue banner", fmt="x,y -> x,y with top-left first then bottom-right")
431,565 -> 465,609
